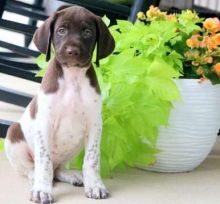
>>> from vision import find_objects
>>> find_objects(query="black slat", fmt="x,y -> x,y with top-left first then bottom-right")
5,4 -> 48,21
0,41 -> 40,57
0,119 -> 12,138
0,0 -> 7,18
0,52 -> 28,58
0,57 -> 39,71
58,0 -> 130,18
0,86 -> 32,107
193,5 -> 220,18
0,19 -> 36,36
7,0 -> 45,11
0,63 -> 41,82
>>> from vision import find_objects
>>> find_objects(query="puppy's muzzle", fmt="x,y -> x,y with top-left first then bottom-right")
65,45 -> 80,57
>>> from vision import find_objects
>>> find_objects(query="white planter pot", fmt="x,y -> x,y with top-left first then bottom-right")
146,79 -> 220,172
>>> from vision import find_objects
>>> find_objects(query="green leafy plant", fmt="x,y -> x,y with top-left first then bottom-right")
36,15 -> 182,176
0,139 -> 4,152
138,6 -> 220,84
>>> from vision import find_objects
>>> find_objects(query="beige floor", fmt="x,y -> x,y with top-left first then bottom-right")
0,73 -> 220,204
0,152 -> 220,204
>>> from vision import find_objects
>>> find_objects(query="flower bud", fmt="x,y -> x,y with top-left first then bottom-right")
137,12 -> 146,20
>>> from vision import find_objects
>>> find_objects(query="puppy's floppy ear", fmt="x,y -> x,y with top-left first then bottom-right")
33,5 -> 72,61
95,16 -> 115,67
33,13 -> 57,62
56,4 -> 71,11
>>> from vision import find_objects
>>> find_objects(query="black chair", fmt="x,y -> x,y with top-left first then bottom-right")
2,0 -> 46,47
57,0 -> 160,22
0,0 -> 47,137
0,0 -> 49,80
0,0 -> 160,138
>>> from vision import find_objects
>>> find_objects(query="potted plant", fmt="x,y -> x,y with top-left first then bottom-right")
136,6 -> 220,172
36,7 -> 220,176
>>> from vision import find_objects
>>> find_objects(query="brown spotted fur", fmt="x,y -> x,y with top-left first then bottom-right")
29,96 -> 38,119
7,123 -> 25,144
41,59 -> 63,94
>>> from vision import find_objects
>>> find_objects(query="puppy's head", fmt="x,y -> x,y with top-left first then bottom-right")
33,5 -> 115,68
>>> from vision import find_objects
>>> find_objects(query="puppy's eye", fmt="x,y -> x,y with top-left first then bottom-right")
57,27 -> 67,35
82,28 -> 92,38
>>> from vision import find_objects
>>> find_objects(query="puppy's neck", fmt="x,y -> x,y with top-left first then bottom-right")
62,65 -> 90,84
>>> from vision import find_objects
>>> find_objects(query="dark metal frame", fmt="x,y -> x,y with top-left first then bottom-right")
58,0 -> 130,19
0,87 -> 32,138
5,4 -> 47,21
7,0 -> 44,11
0,57 -> 39,71
58,0 -> 160,22
0,63 -> 41,82
0,86 -> 32,107
0,120 -> 12,138
0,41 -> 39,56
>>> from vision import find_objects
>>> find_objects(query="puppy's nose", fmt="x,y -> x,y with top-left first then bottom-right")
65,46 -> 80,56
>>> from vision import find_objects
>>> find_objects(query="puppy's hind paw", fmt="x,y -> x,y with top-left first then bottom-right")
72,177 -> 84,187
85,185 -> 109,199
55,170 -> 83,187
30,190 -> 54,204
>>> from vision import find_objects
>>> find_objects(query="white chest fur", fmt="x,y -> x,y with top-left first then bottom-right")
50,67 -> 101,166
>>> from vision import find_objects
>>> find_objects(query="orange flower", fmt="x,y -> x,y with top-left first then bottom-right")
166,14 -> 177,22
186,39 -> 194,48
146,5 -> 167,20
200,36 -> 207,48
203,18 -> 220,32
192,61 -> 199,66
186,35 -> 200,48
196,67 -> 204,76
204,36 -> 217,50
212,33 -> 220,45
213,63 -> 220,76
205,56 -> 213,63
146,5 -> 159,18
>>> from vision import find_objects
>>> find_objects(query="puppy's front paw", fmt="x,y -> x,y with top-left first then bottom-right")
85,182 -> 109,199
30,190 -> 54,204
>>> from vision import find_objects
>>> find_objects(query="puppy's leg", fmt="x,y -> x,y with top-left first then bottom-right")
5,123 -> 34,182
30,93 -> 54,204
83,116 -> 109,199
31,127 -> 54,204
55,166 -> 83,186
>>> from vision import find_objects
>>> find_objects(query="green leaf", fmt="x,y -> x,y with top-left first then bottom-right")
35,54 -> 48,70
167,51 -> 183,72
35,68 -> 47,77
116,19 -> 133,32
102,15 -> 110,27
0,139 -> 4,152
147,57 -> 181,78
146,77 -> 180,101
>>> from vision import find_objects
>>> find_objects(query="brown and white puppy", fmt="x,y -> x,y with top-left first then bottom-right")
4,5 -> 114,203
